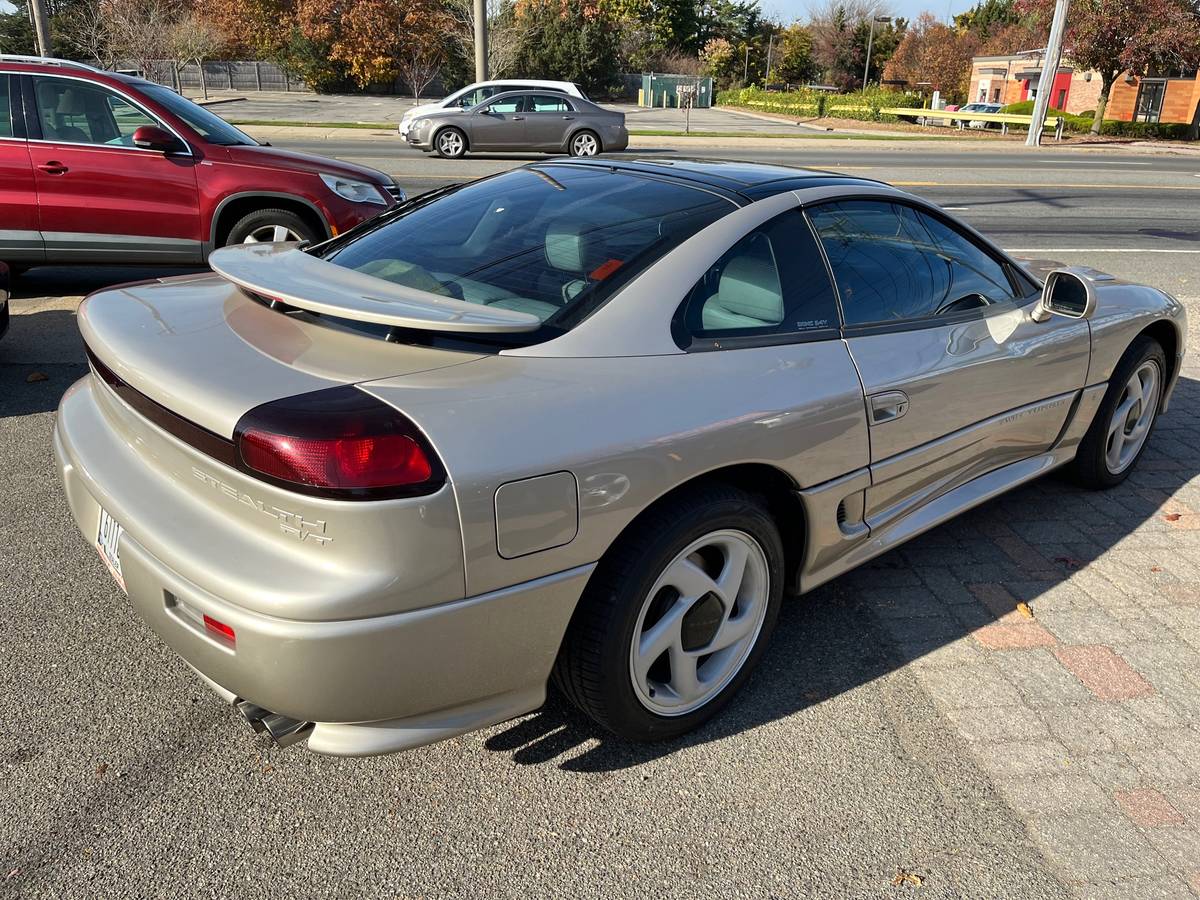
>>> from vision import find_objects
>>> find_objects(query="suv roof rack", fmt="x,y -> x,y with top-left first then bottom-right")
0,55 -> 100,72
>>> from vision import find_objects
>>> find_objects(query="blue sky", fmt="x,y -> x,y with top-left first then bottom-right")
761,0 -> 977,25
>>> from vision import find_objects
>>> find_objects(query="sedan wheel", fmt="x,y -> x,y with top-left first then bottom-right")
629,529 -> 770,717
436,128 -> 467,159
554,483 -> 783,741
569,131 -> 600,157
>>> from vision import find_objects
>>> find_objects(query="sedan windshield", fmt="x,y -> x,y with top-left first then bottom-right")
138,83 -> 257,146
317,165 -> 735,338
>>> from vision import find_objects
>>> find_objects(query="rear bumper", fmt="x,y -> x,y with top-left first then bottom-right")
54,375 -> 592,754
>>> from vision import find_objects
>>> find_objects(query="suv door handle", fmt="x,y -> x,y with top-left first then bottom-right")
561,115 -> 574,120
511,115 -> 525,120
868,390 -> 909,425
38,161 -> 68,175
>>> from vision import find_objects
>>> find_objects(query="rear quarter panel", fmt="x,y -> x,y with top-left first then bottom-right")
363,343 -> 870,596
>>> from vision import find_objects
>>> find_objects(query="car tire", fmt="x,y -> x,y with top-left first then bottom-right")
1070,335 -> 1166,489
434,127 -> 468,159
224,209 -> 319,246
568,130 -> 601,157
553,483 -> 784,742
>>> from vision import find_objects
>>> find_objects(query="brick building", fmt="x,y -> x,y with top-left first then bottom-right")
968,51 -> 1200,125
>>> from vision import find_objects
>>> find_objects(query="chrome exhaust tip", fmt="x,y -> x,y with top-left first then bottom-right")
235,699 -> 313,748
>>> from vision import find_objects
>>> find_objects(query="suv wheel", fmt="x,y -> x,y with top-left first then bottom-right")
225,209 -> 319,246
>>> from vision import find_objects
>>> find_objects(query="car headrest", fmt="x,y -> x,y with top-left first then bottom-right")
716,254 -> 784,324
545,222 -> 602,273
56,88 -> 88,116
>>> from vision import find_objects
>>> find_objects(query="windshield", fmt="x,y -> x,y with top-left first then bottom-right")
317,165 -> 734,341
138,83 -> 257,146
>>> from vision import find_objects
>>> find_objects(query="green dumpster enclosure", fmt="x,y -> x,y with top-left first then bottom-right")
639,74 -> 714,108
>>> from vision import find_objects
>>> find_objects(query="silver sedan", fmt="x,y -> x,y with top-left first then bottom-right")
55,159 -> 1186,755
406,90 -> 628,158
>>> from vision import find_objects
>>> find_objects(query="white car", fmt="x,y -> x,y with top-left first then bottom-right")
398,80 -> 587,138
958,102 -> 1003,128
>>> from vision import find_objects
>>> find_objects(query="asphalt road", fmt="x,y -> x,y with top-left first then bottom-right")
2,143 -> 1198,898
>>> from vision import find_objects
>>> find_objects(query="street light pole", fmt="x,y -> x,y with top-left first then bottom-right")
1026,0 -> 1069,147
862,16 -> 891,89
766,33 -> 774,82
474,0 -> 488,82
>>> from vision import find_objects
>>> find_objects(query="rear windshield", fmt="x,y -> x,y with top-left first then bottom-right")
316,165 -> 734,343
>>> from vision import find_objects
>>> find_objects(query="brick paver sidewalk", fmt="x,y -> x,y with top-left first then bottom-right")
847,337 -> 1200,898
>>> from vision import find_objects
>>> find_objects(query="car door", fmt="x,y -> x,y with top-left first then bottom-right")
0,73 -> 43,264
25,74 -> 201,264
807,198 -> 1091,529
468,95 -> 527,150
524,94 -> 574,150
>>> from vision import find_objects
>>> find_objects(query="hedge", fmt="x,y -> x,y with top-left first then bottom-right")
716,86 -> 923,123
999,100 -> 1193,139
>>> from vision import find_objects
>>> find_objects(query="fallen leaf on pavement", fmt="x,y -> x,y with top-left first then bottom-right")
95,763 -> 108,777
1016,602 -> 1034,619
892,869 -> 923,887
26,372 -> 48,383
6,870 -> 19,880
1054,556 -> 1081,569
1165,513 -> 1182,522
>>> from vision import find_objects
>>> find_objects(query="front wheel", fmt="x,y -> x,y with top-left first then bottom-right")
1070,335 -> 1166,488
435,128 -> 467,159
568,130 -> 601,157
225,208 -> 318,246
553,484 -> 784,741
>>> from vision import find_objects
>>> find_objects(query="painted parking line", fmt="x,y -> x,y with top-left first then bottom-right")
1004,248 -> 1200,253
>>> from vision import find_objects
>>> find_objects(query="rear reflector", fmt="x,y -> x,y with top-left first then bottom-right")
233,386 -> 444,500
203,614 -> 236,644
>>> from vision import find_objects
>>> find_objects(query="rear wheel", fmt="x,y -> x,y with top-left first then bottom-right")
569,130 -> 601,157
435,128 -> 468,159
553,484 -> 784,741
1070,335 -> 1166,488
225,208 -> 318,246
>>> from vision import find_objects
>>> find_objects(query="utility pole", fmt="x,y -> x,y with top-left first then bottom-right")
743,44 -> 749,83
765,34 -> 774,83
29,0 -> 53,58
474,0 -> 488,82
862,16 -> 891,89
1026,0 -> 1069,147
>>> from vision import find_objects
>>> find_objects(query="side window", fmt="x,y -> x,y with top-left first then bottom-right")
677,209 -> 840,343
483,96 -> 524,114
808,200 -> 1015,327
33,77 -> 157,146
529,94 -> 570,113
0,75 -> 12,139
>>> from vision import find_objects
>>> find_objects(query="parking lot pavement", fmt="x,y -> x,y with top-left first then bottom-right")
3,258 -> 1200,894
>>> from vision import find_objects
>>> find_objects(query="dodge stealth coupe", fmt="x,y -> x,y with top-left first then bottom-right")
55,159 -> 1186,756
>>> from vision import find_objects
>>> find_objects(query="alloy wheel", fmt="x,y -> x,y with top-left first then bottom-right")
572,133 -> 599,156
438,131 -> 464,157
628,529 -> 770,717
243,224 -> 303,244
1105,360 -> 1161,474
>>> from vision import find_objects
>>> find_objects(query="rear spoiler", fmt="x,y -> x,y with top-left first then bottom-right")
209,243 -> 542,333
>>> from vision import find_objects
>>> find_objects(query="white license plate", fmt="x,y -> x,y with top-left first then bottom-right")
95,507 -> 126,592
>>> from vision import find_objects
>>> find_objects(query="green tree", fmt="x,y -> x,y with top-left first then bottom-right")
774,22 -> 817,84
0,1 -> 37,54
514,0 -> 623,96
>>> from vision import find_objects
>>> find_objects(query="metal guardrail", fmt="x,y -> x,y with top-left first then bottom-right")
881,107 -> 1067,139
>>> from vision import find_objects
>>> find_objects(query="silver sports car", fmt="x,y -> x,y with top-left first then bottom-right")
55,159 -> 1186,756
406,89 -> 629,158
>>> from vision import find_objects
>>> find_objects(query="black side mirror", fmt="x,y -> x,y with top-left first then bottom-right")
132,125 -> 187,154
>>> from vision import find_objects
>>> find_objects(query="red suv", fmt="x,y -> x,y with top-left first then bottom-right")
0,56 -> 401,270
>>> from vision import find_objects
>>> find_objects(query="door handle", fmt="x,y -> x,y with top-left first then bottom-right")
868,390 -> 909,425
512,115 -> 525,120
562,115 -> 574,120
38,161 -> 68,175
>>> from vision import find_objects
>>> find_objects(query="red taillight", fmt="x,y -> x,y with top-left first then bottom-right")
203,614 -> 236,644
233,386 -> 443,500
239,431 -> 432,489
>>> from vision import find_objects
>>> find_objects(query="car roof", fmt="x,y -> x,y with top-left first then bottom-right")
459,79 -> 578,89
535,157 -> 887,202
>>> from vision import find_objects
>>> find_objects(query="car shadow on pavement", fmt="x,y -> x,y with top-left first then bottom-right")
487,374 -> 1200,772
